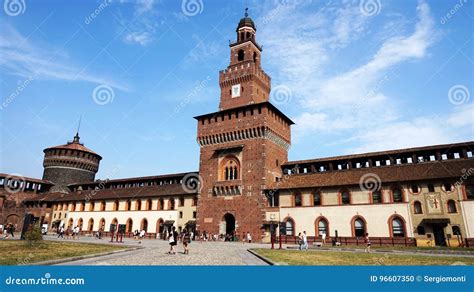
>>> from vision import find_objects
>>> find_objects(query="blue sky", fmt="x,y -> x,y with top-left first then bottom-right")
1,0 -> 473,180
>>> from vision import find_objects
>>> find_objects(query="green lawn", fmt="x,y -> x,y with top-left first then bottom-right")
253,249 -> 474,266
0,240 -> 127,265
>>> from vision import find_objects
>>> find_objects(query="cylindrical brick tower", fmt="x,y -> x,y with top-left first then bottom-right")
42,133 -> 102,192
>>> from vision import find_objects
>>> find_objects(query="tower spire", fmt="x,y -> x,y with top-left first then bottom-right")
73,115 -> 82,143
244,7 -> 248,17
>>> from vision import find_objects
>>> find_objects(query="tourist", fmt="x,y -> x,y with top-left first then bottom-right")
302,231 -> 308,251
58,225 -> 65,239
246,232 -> 252,244
73,226 -> 80,240
168,226 -> 178,254
297,232 -> 303,250
139,229 -> 145,240
321,232 -> 326,246
364,233 -> 372,253
183,229 -> 191,254
8,224 -> 15,238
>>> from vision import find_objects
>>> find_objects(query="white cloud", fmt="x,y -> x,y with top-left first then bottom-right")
0,25 -> 127,91
123,31 -> 152,46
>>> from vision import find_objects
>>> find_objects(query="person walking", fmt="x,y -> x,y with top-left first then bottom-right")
297,232 -> 303,250
321,232 -> 326,246
364,233 -> 372,253
183,229 -> 191,254
58,225 -> 65,239
168,227 -> 178,254
302,231 -> 308,251
9,224 -> 15,238
246,232 -> 252,244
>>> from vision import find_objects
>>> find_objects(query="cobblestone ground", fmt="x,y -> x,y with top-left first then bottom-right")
44,235 -> 269,265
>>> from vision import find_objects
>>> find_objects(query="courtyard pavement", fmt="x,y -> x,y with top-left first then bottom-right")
43,235 -> 269,265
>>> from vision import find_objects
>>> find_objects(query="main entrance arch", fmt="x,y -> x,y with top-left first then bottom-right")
221,213 -> 236,236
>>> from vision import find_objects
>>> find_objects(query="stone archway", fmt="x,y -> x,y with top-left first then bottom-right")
221,213 -> 236,236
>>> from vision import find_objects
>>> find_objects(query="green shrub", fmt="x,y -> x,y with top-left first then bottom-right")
23,225 -> 43,245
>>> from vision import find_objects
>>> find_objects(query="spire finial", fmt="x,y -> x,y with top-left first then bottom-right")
73,115 -> 82,143
245,7 -> 248,17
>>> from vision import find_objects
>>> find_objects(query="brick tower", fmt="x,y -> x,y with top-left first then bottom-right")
194,10 -> 293,241
42,132 -> 102,192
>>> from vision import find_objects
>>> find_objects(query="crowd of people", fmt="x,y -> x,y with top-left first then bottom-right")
56,225 -> 83,240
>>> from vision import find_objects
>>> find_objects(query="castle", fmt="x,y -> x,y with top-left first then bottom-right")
1,13 -> 473,247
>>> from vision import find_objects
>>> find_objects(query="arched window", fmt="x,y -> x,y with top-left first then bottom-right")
79,202 -> 85,211
77,218 -> 83,230
313,191 -> 321,206
315,217 -> 329,237
253,51 -> 257,63
392,187 -> 403,202
159,198 -> 164,210
341,190 -> 350,205
466,185 -> 474,200
125,200 -> 131,211
285,218 -> 294,236
221,156 -> 240,181
126,218 -> 133,233
100,200 -> 106,211
391,217 -> 405,237
135,200 -> 142,211
72,202 -> 76,212
353,218 -> 366,237
146,199 -> 152,211
88,218 -> 94,231
192,196 -> 198,206
372,190 -> 382,203
447,200 -> 457,213
238,49 -> 245,61
141,218 -> 148,232
89,201 -> 95,211
113,200 -> 119,211
414,201 -> 423,214
68,218 -> 74,228
99,218 -> 105,230
169,198 -> 175,210
179,197 -> 185,207
294,192 -> 302,207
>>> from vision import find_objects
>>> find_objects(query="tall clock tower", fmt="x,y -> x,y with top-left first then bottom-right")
194,10 -> 293,241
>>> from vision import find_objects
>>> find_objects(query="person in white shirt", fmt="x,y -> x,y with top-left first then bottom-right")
246,232 -> 252,244
302,231 -> 308,250
321,232 -> 326,245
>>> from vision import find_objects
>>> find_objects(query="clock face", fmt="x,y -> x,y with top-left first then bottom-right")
231,84 -> 241,98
